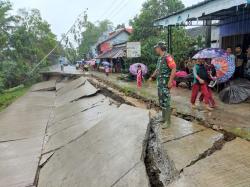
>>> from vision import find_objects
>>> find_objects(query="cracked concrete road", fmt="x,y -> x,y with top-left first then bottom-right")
0,91 -> 55,186
168,137 -> 250,187
1,75 -> 250,187
159,117 -> 250,187
31,79 -> 56,92
0,77 -> 151,187
37,77 -> 150,187
87,73 -> 250,187
38,104 -> 150,187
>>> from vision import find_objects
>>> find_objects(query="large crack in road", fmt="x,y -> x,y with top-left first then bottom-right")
87,76 -> 250,187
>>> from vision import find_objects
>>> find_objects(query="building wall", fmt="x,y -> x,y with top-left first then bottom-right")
109,32 -> 129,46
98,31 -> 130,54
211,26 -> 220,48
100,42 -> 112,53
219,12 -> 250,50
220,11 -> 250,37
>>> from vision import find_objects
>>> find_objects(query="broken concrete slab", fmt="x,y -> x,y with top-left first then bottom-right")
43,100 -> 117,153
160,116 -> 206,143
41,64 -> 84,76
31,80 -> 56,92
113,162 -> 150,187
47,99 -> 114,135
56,82 -> 67,91
0,137 -> 44,187
51,94 -> 106,123
162,129 -> 223,171
0,90 -> 54,187
39,152 -> 54,167
169,138 -> 250,187
38,104 -> 150,187
0,91 -> 55,141
55,80 -> 99,106
56,76 -> 86,96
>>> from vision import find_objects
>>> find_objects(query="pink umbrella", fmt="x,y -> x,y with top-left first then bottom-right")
175,71 -> 188,78
129,63 -> 148,76
86,60 -> 96,66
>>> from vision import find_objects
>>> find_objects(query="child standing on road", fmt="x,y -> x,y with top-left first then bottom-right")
137,65 -> 143,89
105,65 -> 110,77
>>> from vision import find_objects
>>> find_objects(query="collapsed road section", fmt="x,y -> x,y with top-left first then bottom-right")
0,76 -> 152,187
36,77 -> 151,187
1,76 -> 250,187
88,76 -> 250,187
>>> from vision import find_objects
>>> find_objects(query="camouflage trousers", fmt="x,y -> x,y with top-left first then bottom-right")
157,77 -> 171,109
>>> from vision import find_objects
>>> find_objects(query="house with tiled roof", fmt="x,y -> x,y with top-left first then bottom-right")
97,28 -> 131,54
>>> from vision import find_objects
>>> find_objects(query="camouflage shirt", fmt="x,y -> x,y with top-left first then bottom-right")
156,53 -> 176,80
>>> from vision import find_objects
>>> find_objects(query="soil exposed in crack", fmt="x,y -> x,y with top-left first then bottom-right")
145,117 -> 178,187
88,78 -> 134,106
88,75 -> 243,140
88,76 -> 240,187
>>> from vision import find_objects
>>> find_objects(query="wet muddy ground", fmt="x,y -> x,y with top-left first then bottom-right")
89,71 -> 250,140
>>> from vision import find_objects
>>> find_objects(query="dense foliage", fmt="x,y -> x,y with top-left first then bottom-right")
0,1 -> 58,92
129,0 -> 199,75
79,20 -> 112,59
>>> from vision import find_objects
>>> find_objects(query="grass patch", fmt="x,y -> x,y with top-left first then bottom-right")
121,86 -> 137,96
227,127 -> 250,141
0,86 -> 30,112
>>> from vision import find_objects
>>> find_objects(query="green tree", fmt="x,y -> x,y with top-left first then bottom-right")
129,0 -> 195,74
0,1 -> 15,60
116,23 -> 125,30
10,8 -> 58,65
78,19 -> 112,59
172,27 -> 196,63
0,2 -> 58,89
130,0 -> 184,41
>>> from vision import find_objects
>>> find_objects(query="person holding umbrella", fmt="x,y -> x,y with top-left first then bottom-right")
102,59 -> 110,77
137,64 -> 143,89
149,42 -> 176,129
191,59 -> 214,111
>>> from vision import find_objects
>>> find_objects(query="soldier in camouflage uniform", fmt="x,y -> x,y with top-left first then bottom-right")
150,42 -> 176,128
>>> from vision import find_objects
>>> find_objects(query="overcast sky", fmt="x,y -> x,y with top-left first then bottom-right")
11,0 -> 201,37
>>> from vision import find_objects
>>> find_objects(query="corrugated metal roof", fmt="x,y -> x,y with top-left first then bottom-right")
154,0 -> 249,26
96,46 -> 126,59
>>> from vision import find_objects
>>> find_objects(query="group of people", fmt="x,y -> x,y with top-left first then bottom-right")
147,41 -> 250,129
226,45 -> 250,79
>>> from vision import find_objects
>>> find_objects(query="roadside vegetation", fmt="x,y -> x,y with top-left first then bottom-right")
0,1 -> 60,93
0,85 -> 30,111
128,0 -> 205,76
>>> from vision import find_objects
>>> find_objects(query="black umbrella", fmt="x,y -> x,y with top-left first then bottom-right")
219,79 -> 250,104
